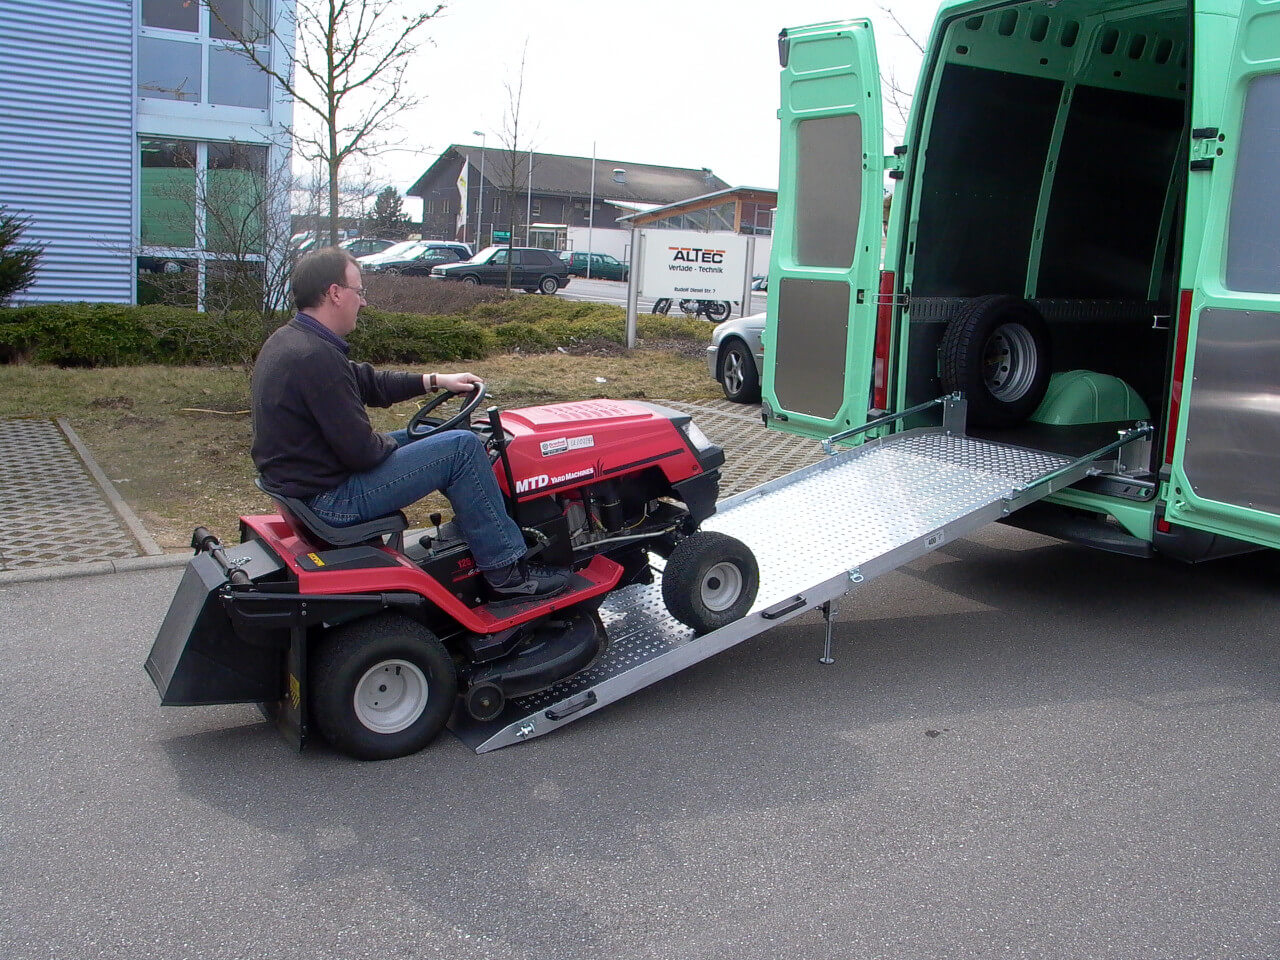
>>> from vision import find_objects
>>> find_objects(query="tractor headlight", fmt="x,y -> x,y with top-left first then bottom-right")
680,421 -> 715,453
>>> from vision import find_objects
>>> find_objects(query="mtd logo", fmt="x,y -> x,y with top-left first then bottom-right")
514,466 -> 595,494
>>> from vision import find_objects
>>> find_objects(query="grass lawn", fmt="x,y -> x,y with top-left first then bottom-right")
0,346 -> 720,549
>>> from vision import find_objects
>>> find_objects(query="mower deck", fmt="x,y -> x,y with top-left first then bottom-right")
451,410 -> 1145,752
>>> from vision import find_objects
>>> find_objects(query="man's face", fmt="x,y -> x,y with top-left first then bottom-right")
333,262 -> 365,335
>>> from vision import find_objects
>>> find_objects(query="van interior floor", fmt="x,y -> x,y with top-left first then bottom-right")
970,420 -> 1145,462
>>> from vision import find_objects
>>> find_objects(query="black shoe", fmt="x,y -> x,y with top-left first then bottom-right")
485,561 -> 571,605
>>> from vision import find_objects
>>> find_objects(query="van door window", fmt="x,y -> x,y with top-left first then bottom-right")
1225,74 -> 1280,293
795,115 -> 862,268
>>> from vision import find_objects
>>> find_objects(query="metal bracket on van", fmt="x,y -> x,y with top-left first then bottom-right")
1001,423 -> 1155,513
820,394 -> 965,454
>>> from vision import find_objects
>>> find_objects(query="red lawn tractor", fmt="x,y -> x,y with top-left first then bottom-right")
147,388 -> 759,760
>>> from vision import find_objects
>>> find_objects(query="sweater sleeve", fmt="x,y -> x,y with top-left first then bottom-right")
351,361 -> 426,408
303,355 -> 403,473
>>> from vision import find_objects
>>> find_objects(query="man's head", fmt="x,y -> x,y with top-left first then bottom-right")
291,247 -> 364,336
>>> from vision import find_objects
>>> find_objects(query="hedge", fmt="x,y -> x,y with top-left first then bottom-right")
0,297 -> 713,367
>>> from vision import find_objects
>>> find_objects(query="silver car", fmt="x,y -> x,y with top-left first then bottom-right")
706,312 -> 765,403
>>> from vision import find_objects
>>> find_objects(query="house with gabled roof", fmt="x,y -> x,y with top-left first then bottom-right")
407,146 -> 729,255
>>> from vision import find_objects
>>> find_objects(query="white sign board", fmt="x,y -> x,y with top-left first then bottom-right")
638,230 -> 751,300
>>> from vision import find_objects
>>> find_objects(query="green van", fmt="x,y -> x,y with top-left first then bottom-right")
764,0 -> 1280,560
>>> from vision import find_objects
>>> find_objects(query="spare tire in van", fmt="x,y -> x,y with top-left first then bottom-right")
939,295 -> 1051,428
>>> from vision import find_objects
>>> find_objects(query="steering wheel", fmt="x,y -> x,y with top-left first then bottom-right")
406,383 -> 487,439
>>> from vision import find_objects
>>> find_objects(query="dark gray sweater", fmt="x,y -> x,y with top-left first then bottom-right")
251,318 -> 426,498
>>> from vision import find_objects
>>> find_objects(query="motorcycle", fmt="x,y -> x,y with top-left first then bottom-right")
651,298 -> 733,322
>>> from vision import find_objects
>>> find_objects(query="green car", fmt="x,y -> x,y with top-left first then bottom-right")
559,251 -> 629,282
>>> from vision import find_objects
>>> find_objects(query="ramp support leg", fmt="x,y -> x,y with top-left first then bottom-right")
819,602 -> 836,665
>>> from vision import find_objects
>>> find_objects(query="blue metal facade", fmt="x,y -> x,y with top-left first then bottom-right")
0,1 -> 136,303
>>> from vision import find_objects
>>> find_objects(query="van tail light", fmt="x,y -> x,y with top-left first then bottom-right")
872,270 -> 895,411
1164,289 -> 1194,465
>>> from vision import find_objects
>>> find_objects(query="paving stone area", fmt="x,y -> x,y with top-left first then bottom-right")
663,399 -> 826,498
0,403 -> 819,577
0,419 -> 142,571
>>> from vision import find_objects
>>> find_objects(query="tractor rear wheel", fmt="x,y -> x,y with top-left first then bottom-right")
311,614 -> 456,761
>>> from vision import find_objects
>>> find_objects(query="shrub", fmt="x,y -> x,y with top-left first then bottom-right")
346,310 -> 492,363
361,274 -> 510,315
0,206 -> 44,306
0,290 -> 716,367
491,321 -> 554,352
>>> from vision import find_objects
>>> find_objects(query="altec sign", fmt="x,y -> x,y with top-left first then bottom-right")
638,229 -> 750,300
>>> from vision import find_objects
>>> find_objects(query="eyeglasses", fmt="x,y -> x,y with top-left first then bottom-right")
336,283 -> 367,299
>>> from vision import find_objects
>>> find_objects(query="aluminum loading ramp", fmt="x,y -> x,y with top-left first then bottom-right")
451,398 -> 1151,753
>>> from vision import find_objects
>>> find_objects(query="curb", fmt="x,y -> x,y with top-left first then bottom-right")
57,417 -> 165,557
0,552 -> 190,587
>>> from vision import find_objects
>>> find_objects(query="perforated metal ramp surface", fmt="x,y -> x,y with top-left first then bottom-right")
451,429 -> 1077,752
0,419 -> 143,571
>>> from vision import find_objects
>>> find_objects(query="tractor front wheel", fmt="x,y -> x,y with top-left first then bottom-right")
662,531 -> 759,633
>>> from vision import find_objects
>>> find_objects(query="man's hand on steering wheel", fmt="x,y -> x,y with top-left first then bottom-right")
407,374 -> 488,439
425,371 -> 483,394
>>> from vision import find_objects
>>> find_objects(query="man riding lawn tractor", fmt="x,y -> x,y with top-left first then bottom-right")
251,247 -> 569,605
146,247 -> 760,760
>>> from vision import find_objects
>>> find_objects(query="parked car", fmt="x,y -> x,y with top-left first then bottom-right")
751,274 -> 768,291
361,242 -> 465,275
558,251 -> 629,282
340,237 -> 398,258
707,311 -> 765,403
432,246 -> 570,294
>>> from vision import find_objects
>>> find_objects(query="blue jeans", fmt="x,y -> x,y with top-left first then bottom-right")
307,429 -> 526,572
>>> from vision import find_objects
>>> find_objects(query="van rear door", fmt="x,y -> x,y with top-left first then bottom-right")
765,20 -> 883,436
1166,1 -> 1280,548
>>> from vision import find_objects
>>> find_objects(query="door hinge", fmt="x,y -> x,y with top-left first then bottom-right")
1190,128 -> 1220,171
885,146 -> 907,180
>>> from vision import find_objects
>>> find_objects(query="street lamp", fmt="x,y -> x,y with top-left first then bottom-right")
473,130 -> 486,248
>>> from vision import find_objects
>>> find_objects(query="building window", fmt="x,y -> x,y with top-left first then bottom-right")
142,0 -> 197,32
209,0 -> 272,43
140,139 -> 198,246
531,199 -> 541,217
206,141 -> 268,253
138,0 -> 271,110
209,46 -> 269,107
139,137 -> 272,308
139,37 -> 204,101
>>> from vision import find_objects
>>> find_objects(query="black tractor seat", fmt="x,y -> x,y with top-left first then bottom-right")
255,478 -> 407,551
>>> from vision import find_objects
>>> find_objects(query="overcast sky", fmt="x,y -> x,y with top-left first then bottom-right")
309,0 -> 939,213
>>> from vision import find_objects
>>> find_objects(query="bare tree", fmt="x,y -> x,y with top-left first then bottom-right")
490,42 -> 540,289
879,5 -> 925,142
291,161 -> 390,246
207,0 -> 443,246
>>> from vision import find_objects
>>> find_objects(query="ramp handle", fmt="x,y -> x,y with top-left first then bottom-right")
545,690 -> 597,721
761,595 -> 807,620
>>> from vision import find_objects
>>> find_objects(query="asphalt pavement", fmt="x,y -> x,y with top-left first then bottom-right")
2,524 -> 1278,960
